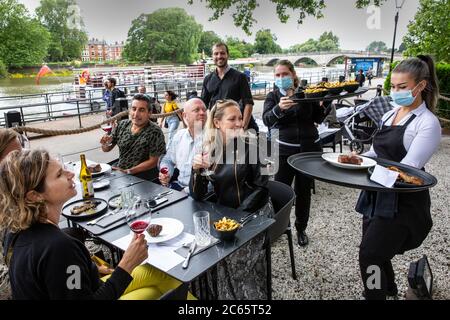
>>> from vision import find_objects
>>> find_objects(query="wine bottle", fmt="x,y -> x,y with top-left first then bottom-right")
79,154 -> 94,199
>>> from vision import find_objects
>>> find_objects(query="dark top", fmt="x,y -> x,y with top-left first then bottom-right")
111,119 -> 166,169
5,223 -> 132,300
263,88 -> 325,156
189,138 -> 269,213
201,67 -> 257,131
356,73 -> 366,86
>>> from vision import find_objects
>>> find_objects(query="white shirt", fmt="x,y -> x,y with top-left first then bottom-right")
159,129 -> 195,189
364,102 -> 442,169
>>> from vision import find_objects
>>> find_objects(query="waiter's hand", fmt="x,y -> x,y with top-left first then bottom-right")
279,97 -> 297,110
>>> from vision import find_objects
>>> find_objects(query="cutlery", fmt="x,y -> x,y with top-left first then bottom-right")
87,207 -> 121,225
182,241 -> 197,269
239,214 -> 258,228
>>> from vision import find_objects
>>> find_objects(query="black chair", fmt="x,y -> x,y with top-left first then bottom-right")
265,180 -> 297,300
159,282 -> 189,300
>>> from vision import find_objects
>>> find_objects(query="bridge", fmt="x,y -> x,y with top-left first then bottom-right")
252,50 -> 404,66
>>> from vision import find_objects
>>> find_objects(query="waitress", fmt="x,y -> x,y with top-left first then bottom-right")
263,60 -> 325,246
356,55 -> 441,300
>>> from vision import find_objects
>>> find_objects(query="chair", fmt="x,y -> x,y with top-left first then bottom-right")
265,181 -> 297,300
159,282 -> 189,300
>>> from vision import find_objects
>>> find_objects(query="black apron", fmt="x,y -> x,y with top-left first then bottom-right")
355,112 -> 432,252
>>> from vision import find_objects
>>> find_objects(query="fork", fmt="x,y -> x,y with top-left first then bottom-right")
87,207 -> 121,226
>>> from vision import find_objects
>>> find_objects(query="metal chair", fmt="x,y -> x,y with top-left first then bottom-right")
159,282 -> 189,300
265,180 -> 297,299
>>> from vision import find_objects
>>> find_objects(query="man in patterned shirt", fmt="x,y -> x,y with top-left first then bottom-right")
100,94 -> 166,176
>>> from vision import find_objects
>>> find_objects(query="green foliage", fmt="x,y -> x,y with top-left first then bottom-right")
366,41 -> 388,53
225,37 -> 254,59
436,63 -> 450,119
123,8 -> 202,64
289,31 -> 339,53
188,0 -> 386,34
403,0 -> 450,63
253,29 -> 282,54
199,31 -> 222,56
36,0 -> 88,62
0,0 -> 51,68
383,61 -> 400,93
0,59 -> 8,78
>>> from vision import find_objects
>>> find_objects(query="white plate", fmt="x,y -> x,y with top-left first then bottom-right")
321,153 -> 377,170
93,179 -> 110,190
145,218 -> 184,243
90,163 -> 112,177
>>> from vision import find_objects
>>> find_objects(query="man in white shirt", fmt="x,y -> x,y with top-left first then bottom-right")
159,98 -> 207,192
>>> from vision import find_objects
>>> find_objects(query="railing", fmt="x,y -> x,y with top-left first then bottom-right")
252,50 -> 404,58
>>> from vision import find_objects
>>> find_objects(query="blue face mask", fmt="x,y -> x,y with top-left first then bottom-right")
275,76 -> 294,90
390,83 -> 420,106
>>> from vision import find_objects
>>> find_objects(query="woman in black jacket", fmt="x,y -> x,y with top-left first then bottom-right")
263,60 -> 325,246
190,99 -> 273,299
0,149 -> 189,300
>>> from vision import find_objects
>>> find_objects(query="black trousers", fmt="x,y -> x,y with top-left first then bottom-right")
359,217 -> 409,300
275,143 -> 321,232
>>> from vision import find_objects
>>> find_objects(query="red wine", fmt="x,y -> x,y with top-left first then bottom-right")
102,125 -> 112,134
160,167 -> 169,175
130,220 -> 149,234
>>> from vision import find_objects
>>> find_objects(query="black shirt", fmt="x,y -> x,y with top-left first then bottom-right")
5,223 -> 132,300
201,67 -> 258,131
263,88 -> 325,156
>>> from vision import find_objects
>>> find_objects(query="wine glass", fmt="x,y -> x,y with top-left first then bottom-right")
125,197 -> 151,235
101,115 -> 113,146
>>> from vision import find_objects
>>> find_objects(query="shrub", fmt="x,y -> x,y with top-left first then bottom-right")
0,59 -> 7,78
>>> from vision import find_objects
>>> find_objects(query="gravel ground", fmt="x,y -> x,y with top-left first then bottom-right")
1,137 -> 448,300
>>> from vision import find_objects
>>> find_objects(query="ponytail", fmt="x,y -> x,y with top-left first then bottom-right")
393,55 -> 439,112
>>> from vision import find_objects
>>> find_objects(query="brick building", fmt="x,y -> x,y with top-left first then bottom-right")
81,39 -> 124,62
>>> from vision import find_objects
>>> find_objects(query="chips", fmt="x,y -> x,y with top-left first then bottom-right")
214,217 -> 240,231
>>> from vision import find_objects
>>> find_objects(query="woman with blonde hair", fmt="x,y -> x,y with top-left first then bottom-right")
190,99 -> 273,299
0,149 -> 192,300
0,128 -> 22,162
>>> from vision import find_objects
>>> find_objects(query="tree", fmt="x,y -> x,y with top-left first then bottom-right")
253,29 -> 282,54
36,0 -> 88,62
123,8 -> 202,64
397,42 -> 406,53
366,41 -> 388,53
199,31 -> 222,57
0,0 -> 50,68
225,37 -> 254,59
188,0 -> 387,34
403,0 -> 449,62
289,32 -> 339,53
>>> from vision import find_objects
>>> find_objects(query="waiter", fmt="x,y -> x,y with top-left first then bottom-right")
356,55 -> 441,300
201,42 -> 258,133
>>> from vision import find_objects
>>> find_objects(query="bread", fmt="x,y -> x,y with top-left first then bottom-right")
338,154 -> 363,165
88,164 -> 102,173
147,224 -> 163,237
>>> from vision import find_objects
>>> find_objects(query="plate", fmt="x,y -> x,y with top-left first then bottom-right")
144,218 -> 184,243
321,153 -> 377,170
90,163 -> 112,177
367,166 -> 422,188
108,194 -> 122,209
62,198 -> 108,220
93,179 -> 110,190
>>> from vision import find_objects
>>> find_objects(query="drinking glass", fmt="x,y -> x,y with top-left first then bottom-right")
125,197 -> 150,235
193,211 -> 211,246
101,115 -> 113,147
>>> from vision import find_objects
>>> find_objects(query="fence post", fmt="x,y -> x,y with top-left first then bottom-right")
76,101 -> 82,128
45,93 -> 50,121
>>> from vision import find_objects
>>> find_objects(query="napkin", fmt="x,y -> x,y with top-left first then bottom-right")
174,235 -> 220,258
370,164 -> 399,188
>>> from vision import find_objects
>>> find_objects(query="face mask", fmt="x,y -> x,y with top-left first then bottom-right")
390,83 -> 421,107
275,76 -> 294,90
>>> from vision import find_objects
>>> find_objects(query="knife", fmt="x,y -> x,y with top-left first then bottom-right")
182,241 -> 197,269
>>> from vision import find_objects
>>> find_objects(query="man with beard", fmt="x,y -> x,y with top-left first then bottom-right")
100,94 -> 165,178
201,42 -> 258,132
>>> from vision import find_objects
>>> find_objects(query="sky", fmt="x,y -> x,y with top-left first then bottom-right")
19,0 -> 420,50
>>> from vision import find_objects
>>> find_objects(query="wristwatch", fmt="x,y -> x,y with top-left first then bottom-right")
126,169 -> 132,175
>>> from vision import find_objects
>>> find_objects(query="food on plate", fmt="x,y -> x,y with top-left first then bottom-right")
387,166 -> 424,186
88,163 -> 102,173
147,224 -> 163,237
338,154 -> 363,165
341,80 -> 359,86
304,87 -> 328,93
323,81 -> 344,88
214,217 -> 240,231
70,200 -> 101,215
